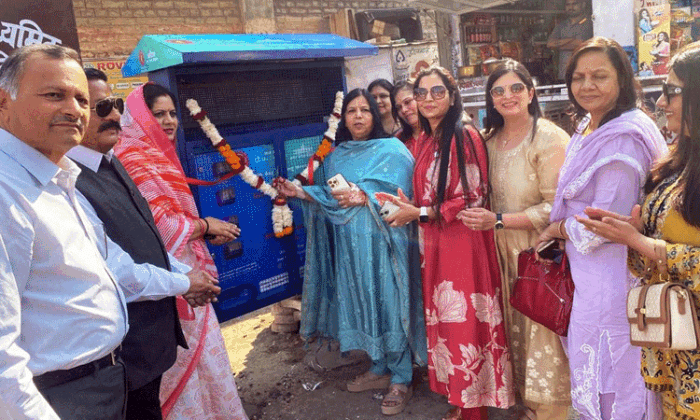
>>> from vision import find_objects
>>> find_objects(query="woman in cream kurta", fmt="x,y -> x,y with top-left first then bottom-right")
487,119 -> 571,408
459,60 -> 571,420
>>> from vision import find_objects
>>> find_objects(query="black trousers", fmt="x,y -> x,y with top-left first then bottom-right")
39,362 -> 127,420
126,375 -> 163,420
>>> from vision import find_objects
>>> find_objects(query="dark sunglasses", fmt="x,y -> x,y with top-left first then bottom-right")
414,85 -> 448,101
662,82 -> 683,100
490,82 -> 526,98
91,97 -> 124,118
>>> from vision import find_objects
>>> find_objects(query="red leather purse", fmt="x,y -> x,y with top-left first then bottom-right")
510,248 -> 574,336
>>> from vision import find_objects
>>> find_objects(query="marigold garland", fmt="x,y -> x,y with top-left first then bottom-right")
292,91 -> 344,186
185,99 -> 293,238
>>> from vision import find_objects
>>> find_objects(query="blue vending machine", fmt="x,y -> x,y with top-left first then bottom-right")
122,34 -> 377,322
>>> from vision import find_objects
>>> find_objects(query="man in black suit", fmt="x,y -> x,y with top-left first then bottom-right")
65,68 -> 215,420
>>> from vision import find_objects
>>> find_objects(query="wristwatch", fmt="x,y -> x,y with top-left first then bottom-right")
494,213 -> 505,230
419,207 -> 429,223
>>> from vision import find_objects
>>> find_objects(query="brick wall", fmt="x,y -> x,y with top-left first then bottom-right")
273,1 -> 437,40
72,0 -> 436,59
73,0 -> 245,58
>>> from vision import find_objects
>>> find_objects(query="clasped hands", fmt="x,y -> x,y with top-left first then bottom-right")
457,207 -> 496,230
183,269 -> 221,308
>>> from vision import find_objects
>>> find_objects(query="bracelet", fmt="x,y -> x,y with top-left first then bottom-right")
557,219 -> 566,239
653,238 -> 669,280
201,218 -> 209,236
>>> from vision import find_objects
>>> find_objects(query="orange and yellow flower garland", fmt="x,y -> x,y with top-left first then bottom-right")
292,91 -> 343,186
185,99 -> 293,238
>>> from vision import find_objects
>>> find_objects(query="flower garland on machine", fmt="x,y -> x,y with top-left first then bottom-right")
292,91 -> 344,187
186,99 -> 293,237
185,91 -> 343,238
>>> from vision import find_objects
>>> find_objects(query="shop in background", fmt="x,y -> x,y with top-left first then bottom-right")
457,0 -> 564,90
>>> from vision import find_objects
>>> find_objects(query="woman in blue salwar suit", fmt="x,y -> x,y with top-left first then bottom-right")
278,88 -> 426,416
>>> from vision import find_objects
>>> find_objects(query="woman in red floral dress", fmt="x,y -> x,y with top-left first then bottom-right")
380,67 -> 514,420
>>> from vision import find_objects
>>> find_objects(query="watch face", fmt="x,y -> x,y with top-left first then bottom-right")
495,221 -> 505,230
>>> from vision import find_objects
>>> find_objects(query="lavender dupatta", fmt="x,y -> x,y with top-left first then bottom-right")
551,109 -> 667,221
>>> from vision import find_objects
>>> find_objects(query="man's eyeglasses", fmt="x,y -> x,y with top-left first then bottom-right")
490,82 -> 526,98
662,82 -> 683,100
91,97 -> 124,118
414,85 -> 448,101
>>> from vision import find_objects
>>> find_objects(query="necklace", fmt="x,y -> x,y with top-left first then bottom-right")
499,119 -> 533,148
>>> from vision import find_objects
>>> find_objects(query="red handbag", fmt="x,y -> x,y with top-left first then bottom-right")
509,248 -> 574,336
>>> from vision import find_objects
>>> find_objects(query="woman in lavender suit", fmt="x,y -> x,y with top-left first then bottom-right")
536,37 -> 668,420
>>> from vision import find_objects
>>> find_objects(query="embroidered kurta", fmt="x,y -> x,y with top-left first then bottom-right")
628,174 -> 700,420
550,109 -> 668,419
487,119 -> 571,406
115,84 -> 247,420
298,138 -> 427,368
414,127 -> 515,409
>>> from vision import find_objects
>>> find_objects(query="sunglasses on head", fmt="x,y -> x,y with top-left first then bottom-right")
91,97 -> 124,118
662,82 -> 683,100
490,82 -> 526,98
414,85 -> 448,101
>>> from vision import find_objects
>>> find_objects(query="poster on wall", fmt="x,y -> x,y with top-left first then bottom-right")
0,0 -> 80,64
83,58 -> 149,99
636,1 -> 672,75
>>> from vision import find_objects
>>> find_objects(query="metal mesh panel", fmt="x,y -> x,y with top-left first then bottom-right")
176,66 -> 343,132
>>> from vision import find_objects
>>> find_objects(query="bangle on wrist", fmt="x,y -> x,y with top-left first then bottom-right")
557,219 -> 566,238
202,218 -> 210,235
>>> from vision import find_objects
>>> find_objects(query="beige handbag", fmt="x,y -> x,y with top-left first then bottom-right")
627,239 -> 700,350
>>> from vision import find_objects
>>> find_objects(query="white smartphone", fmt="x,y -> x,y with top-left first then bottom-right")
327,174 -> 350,191
379,201 -> 400,219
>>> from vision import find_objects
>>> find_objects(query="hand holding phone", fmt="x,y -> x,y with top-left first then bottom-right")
327,174 -> 350,191
379,201 -> 400,219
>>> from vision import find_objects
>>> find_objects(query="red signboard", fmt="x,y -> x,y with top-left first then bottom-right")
1,0 -> 80,64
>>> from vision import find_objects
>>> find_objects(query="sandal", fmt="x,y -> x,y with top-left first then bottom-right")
381,383 -> 412,416
519,407 -> 536,420
347,371 -> 391,393
442,407 -> 462,420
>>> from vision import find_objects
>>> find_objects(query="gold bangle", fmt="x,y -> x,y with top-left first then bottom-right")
558,219 -> 566,239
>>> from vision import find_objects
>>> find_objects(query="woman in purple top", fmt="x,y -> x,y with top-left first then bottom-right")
536,37 -> 667,420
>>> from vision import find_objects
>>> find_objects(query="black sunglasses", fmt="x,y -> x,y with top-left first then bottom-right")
662,82 -> 683,100
414,85 -> 448,101
91,97 -> 124,118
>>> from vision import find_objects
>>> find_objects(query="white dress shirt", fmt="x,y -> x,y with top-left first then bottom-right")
0,130 -> 188,420
66,145 -> 192,298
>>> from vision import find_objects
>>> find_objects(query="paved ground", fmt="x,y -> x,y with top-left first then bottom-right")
221,306 -> 577,420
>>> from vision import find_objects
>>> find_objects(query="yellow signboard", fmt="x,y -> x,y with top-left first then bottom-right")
636,1 -> 671,75
83,58 -> 149,99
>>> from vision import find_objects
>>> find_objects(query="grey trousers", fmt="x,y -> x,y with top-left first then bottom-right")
39,362 -> 127,420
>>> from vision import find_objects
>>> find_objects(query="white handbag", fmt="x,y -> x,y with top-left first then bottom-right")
627,282 -> 700,350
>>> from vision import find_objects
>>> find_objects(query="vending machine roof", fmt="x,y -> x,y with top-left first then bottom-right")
122,33 -> 378,77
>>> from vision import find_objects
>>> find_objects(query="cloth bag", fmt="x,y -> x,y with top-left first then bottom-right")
627,282 -> 700,350
510,248 -> 574,336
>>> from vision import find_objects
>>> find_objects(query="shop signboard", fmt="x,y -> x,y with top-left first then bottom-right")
391,41 -> 439,83
0,0 -> 80,64
83,58 -> 149,99
636,0 -> 672,75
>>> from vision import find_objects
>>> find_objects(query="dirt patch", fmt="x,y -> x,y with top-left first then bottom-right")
221,306 -> 544,420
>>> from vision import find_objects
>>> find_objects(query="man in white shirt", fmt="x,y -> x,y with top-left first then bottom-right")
0,44 -> 218,420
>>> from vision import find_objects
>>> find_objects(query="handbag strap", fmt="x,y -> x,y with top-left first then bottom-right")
635,284 -> 652,331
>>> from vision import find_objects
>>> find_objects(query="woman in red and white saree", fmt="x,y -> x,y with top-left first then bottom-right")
382,67 -> 514,420
114,83 -> 247,420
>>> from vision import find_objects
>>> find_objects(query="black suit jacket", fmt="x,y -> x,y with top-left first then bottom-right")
75,156 -> 187,391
